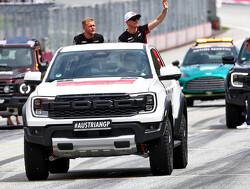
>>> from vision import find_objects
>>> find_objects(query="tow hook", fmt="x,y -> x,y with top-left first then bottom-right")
49,152 -> 58,161
140,144 -> 148,158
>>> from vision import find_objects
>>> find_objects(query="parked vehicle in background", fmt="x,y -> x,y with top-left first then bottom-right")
0,37 -> 49,124
23,43 -> 188,180
177,38 -> 238,106
223,38 -> 250,128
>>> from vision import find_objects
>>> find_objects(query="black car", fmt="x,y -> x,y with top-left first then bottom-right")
223,38 -> 250,128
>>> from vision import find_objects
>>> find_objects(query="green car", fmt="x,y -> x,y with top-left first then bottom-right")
178,38 -> 238,106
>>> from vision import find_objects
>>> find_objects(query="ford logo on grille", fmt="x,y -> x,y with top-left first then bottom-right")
44,99 -> 140,110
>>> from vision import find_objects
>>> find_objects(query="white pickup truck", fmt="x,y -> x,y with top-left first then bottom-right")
23,43 -> 188,180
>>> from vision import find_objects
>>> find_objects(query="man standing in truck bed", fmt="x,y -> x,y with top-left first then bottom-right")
73,17 -> 104,45
118,0 -> 169,43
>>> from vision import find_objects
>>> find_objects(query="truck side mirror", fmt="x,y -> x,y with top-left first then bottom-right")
222,55 -> 235,64
24,72 -> 42,85
39,60 -> 49,72
172,60 -> 180,67
159,66 -> 181,80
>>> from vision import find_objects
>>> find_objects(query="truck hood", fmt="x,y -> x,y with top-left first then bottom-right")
0,68 -> 31,79
36,77 -> 155,96
235,61 -> 250,69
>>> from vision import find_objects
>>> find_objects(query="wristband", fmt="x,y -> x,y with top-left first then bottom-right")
163,9 -> 168,13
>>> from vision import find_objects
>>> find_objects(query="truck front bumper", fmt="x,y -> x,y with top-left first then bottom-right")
225,88 -> 249,106
52,135 -> 137,157
184,92 -> 225,101
24,121 -> 166,157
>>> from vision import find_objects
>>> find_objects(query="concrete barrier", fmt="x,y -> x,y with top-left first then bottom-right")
148,22 -> 212,52
222,0 -> 250,4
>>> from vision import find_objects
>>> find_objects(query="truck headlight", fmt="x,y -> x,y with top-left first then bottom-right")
3,85 -> 10,93
32,97 -> 55,117
231,72 -> 248,87
130,93 -> 156,113
145,95 -> 154,111
19,83 -> 31,94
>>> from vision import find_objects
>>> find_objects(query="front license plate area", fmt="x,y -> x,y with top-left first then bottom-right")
73,120 -> 112,131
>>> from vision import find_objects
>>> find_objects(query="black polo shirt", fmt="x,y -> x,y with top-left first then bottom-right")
73,33 -> 104,45
118,24 -> 150,43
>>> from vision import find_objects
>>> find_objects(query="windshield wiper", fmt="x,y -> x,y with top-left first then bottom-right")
46,78 -> 73,82
0,65 -> 12,68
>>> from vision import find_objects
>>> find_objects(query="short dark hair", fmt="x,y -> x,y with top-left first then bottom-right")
246,37 -> 250,44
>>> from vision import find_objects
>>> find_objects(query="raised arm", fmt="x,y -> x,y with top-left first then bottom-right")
148,0 -> 169,31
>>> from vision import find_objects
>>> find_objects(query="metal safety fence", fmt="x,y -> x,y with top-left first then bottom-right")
0,0 -> 211,52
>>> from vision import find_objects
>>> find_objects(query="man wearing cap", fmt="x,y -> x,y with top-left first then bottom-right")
73,17 -> 104,45
118,0 -> 168,43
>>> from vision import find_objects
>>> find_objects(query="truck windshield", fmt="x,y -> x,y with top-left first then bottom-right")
0,47 -> 33,68
238,42 -> 250,64
46,49 -> 152,82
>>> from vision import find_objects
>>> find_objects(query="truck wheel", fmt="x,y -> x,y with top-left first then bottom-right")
24,138 -> 49,180
149,115 -> 173,175
174,113 -> 188,169
225,100 -> 245,128
49,158 -> 70,174
186,99 -> 194,107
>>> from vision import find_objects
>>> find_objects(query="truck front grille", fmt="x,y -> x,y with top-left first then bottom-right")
0,82 -> 14,94
185,77 -> 225,91
46,94 -> 145,119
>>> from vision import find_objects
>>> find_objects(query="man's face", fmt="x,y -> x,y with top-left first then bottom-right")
246,42 -> 250,52
126,17 -> 139,28
83,21 -> 96,35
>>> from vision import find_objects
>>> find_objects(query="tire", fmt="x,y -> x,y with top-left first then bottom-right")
49,158 -> 70,174
225,100 -> 245,128
186,99 -> 194,107
24,138 -> 49,180
174,113 -> 188,169
149,115 -> 174,175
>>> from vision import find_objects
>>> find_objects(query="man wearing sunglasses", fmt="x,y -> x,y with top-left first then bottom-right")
118,0 -> 168,43
73,17 -> 104,45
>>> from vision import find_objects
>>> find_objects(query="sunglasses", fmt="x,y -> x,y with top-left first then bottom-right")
129,17 -> 140,21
